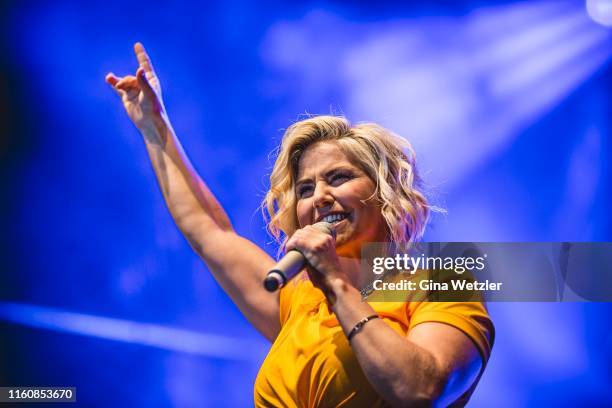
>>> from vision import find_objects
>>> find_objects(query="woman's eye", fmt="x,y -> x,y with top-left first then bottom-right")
330,173 -> 351,185
297,185 -> 313,198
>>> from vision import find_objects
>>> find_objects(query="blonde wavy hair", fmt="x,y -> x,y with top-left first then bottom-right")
263,115 -> 430,253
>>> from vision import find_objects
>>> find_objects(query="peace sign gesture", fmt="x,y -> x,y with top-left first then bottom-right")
106,42 -> 167,136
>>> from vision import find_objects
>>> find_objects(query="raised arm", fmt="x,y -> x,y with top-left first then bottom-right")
106,43 -> 280,341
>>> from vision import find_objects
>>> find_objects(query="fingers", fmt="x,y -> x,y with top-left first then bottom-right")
105,72 -> 142,100
136,67 -> 157,99
106,43 -> 159,100
105,72 -> 127,97
105,72 -> 120,86
115,75 -> 138,90
134,42 -> 156,75
105,72 -> 137,90
286,228 -> 334,254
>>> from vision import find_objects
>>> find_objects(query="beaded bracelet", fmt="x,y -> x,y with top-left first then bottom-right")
347,314 -> 379,342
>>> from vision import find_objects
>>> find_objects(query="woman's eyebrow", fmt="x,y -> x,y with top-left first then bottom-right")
326,166 -> 354,176
295,166 -> 355,187
295,177 -> 312,188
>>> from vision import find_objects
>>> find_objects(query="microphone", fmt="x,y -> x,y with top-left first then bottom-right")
263,222 -> 336,292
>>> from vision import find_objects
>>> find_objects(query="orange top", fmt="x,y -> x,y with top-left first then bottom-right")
254,273 -> 494,407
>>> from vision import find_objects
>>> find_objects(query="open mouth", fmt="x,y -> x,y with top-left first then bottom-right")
319,212 -> 350,225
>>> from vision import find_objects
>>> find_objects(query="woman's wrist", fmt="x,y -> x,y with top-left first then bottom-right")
139,113 -> 171,145
328,279 -> 381,344
328,278 -> 369,313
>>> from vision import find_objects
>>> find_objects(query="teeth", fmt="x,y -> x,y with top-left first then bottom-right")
322,213 -> 347,223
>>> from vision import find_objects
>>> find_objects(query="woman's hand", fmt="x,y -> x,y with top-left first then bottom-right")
105,42 -> 167,141
285,225 -> 350,301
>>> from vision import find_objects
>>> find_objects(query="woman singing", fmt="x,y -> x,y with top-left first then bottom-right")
106,43 -> 493,407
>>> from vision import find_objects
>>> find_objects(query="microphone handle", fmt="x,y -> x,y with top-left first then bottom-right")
263,222 -> 335,292
263,250 -> 305,292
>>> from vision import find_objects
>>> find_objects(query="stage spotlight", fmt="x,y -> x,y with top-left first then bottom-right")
586,0 -> 612,26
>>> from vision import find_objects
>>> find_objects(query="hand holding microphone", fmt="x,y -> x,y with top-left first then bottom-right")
264,222 -> 336,292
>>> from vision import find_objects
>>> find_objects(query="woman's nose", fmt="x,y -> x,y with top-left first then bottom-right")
313,182 -> 334,209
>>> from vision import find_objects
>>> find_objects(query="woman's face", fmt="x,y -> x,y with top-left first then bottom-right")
295,142 -> 387,257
